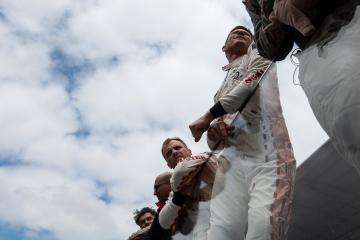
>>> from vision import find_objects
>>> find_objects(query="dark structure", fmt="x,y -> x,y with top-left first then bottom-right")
288,140 -> 360,240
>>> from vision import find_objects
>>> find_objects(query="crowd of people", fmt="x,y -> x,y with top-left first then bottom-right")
128,1 -> 360,239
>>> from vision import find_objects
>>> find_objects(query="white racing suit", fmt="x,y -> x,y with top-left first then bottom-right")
207,47 -> 296,240
297,6 -> 360,175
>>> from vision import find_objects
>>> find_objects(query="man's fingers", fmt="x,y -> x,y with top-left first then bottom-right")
227,125 -> 235,131
227,125 -> 235,137
219,123 -> 228,140
208,125 -> 221,141
189,122 -> 204,141
189,123 -> 196,136
189,123 -> 206,142
190,113 -> 213,142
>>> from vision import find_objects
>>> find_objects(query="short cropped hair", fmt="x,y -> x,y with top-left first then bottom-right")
161,137 -> 189,158
225,25 -> 253,44
133,207 -> 157,226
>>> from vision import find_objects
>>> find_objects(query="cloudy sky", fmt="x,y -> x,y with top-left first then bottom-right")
0,0 -> 328,239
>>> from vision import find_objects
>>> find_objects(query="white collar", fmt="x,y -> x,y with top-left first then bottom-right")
222,55 -> 245,71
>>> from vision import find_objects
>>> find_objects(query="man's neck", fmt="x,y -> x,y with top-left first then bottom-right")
226,51 -> 246,64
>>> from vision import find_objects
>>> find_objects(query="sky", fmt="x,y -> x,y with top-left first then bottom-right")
0,0 -> 328,239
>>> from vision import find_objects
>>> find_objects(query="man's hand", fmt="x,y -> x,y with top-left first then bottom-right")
176,169 -> 199,196
207,119 -> 234,143
189,111 -> 214,142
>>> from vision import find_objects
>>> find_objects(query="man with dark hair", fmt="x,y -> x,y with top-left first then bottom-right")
189,26 -> 296,240
133,207 -> 157,229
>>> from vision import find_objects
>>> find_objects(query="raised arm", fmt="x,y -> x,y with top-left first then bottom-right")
243,0 -> 294,61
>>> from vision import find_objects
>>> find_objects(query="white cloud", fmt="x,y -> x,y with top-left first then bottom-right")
0,166 -> 121,240
0,83 -> 76,153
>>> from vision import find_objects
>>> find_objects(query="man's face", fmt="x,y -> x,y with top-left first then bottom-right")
138,212 -> 155,228
153,176 -> 171,203
163,140 -> 192,169
223,28 -> 252,55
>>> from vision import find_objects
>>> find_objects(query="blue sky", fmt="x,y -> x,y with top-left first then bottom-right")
0,222 -> 56,240
0,0 -> 328,239
50,47 -> 95,94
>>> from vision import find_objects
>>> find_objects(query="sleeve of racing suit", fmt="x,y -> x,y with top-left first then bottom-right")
243,0 -> 294,61
209,102 -> 227,119
171,157 -> 207,192
159,191 -> 187,230
214,49 -> 271,115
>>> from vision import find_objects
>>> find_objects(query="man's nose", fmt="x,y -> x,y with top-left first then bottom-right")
171,149 -> 179,156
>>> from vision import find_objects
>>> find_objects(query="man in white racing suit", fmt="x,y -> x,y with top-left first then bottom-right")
161,137 -> 228,240
189,26 -> 296,240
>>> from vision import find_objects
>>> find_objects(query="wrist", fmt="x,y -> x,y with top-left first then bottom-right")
172,192 -> 186,206
204,111 -> 214,122
209,102 -> 227,118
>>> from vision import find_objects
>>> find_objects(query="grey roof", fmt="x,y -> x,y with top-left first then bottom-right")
288,140 -> 360,240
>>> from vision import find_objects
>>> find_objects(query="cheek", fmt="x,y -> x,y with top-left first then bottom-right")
247,37 -> 252,44
167,161 -> 173,168
170,159 -> 177,168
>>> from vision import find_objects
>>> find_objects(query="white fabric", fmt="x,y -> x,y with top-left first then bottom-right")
298,6 -> 360,174
208,119 -> 280,240
159,192 -> 199,236
159,196 -> 183,230
208,60 -> 296,240
172,202 -> 210,240
171,154 -> 208,192
216,48 -> 271,114
190,201 -> 210,240
171,153 -> 221,202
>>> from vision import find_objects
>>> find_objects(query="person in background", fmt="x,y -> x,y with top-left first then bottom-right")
133,207 -> 157,229
146,170 -> 197,240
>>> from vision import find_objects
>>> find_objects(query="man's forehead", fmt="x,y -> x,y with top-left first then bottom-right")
230,28 -> 250,35
154,179 -> 168,186
140,212 -> 153,218
154,174 -> 171,185
165,139 -> 185,149
227,26 -> 253,40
